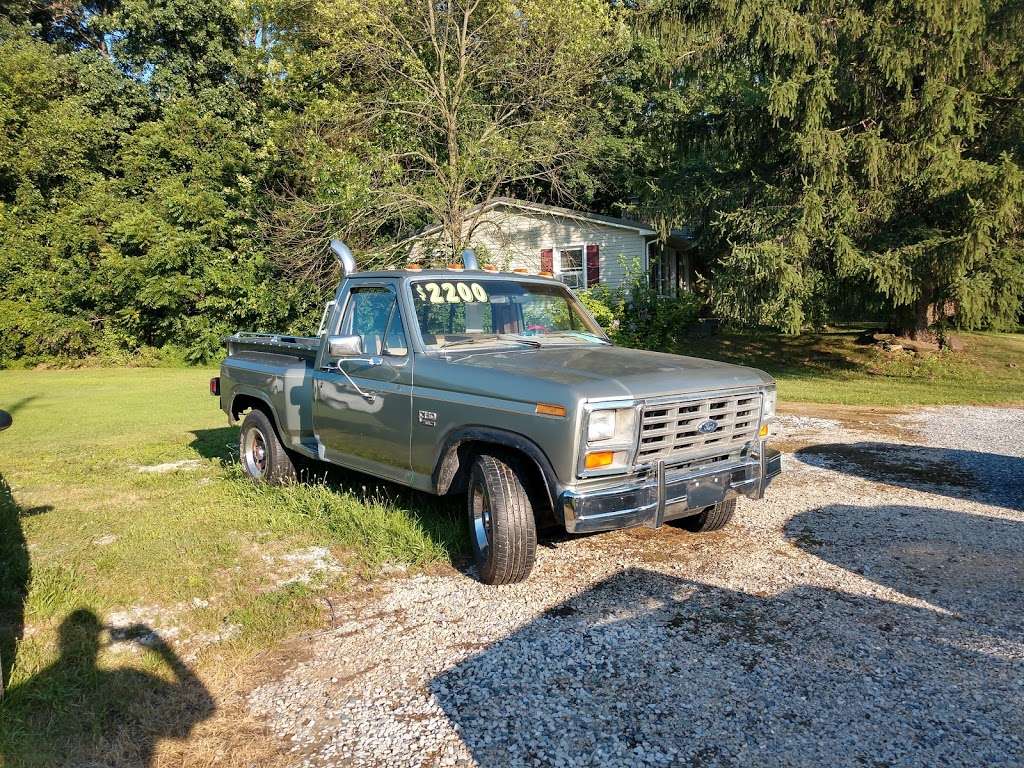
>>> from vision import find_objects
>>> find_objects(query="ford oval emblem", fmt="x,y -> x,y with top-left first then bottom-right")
698,419 -> 719,434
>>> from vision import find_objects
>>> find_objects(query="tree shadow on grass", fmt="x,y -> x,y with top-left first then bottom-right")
679,330 -> 865,380
1,610 -> 215,767
431,558 -> 1023,766
795,441 -> 1024,511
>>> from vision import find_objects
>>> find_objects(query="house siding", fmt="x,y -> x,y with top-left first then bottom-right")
464,208 -> 647,290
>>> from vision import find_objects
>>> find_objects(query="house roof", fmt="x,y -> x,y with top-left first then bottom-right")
416,196 -> 659,237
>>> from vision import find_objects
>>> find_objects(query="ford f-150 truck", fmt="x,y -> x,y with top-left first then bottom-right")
213,241 -> 781,584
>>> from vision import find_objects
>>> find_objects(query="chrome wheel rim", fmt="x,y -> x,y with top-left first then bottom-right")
243,427 -> 268,479
470,480 -> 493,561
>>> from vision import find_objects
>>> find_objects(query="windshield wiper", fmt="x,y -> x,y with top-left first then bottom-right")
497,334 -> 542,347
440,334 -> 541,350
540,331 -> 611,344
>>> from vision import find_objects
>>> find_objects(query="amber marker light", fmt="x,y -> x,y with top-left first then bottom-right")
405,263 -> 423,271
584,450 -> 615,469
535,403 -> 566,418
759,423 -> 769,438
482,264 -> 498,272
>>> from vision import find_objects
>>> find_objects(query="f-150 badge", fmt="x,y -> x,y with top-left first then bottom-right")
418,410 -> 438,427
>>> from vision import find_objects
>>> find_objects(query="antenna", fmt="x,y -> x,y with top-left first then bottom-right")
330,240 -> 357,276
461,248 -> 480,270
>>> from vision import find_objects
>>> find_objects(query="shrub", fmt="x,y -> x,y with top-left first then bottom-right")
576,288 -> 618,331
0,301 -> 99,366
583,260 -> 703,350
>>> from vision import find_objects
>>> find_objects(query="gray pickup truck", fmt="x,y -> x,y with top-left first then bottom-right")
213,241 -> 781,584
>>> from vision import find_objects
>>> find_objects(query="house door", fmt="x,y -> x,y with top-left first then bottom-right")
651,247 -> 690,297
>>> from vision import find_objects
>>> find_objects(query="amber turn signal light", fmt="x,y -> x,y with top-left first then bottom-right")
584,450 -> 614,469
535,403 -> 566,418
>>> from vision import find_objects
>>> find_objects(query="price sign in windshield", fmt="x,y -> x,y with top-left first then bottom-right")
415,282 -> 489,304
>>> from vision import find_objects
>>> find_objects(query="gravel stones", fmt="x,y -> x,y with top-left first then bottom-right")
248,406 -> 1024,767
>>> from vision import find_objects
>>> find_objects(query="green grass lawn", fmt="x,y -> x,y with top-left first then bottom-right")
679,330 -> 1024,406
0,330 -> 1021,765
0,367 -> 463,766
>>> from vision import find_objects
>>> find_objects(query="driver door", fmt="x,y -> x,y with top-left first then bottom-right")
313,283 -> 413,482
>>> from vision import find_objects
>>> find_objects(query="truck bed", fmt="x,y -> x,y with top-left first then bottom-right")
224,332 -> 320,362
220,332 -> 321,455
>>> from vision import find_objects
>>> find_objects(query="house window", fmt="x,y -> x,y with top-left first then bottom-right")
556,245 -> 585,289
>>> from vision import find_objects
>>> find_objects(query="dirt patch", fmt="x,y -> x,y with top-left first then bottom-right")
135,459 -> 204,474
780,402 -> 919,442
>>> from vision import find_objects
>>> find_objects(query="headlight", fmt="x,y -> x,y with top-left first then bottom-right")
761,387 -> 777,421
587,410 -> 616,442
759,386 -> 777,438
580,404 -> 638,476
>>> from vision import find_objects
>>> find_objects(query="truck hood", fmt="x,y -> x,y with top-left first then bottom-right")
442,344 -> 773,400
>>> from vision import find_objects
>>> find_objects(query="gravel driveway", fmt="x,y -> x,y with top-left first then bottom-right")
249,405 -> 1024,767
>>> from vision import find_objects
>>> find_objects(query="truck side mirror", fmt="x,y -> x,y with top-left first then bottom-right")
327,335 -> 363,357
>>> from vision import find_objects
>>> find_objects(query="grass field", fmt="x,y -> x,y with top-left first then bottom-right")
0,367 -> 463,766
681,330 -> 1024,405
0,330 -> 1021,765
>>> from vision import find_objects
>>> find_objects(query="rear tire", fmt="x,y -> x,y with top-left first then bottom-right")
239,410 -> 296,485
675,498 -> 736,532
467,455 -> 537,585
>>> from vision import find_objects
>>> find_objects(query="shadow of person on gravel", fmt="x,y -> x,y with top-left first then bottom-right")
430,566 -> 1022,767
794,442 -> 1024,511
0,609 -> 215,766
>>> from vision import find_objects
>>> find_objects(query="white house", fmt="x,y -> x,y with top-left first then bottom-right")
414,197 -> 694,296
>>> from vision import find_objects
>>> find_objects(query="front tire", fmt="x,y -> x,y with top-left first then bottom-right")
239,410 -> 296,485
467,455 -> 537,585
674,498 -> 736,532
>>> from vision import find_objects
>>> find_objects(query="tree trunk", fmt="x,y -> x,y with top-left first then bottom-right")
909,298 -> 939,342
891,286 -> 939,342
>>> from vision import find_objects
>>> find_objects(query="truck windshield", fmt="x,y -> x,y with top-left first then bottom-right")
409,278 -> 607,349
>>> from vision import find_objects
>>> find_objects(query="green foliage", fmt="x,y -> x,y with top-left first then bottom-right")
576,290 -> 617,331
606,0 -> 1024,334
2,0 -> 1020,364
582,263 -> 703,349
0,6 -> 304,365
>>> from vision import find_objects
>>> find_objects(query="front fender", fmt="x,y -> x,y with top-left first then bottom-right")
432,426 -> 561,511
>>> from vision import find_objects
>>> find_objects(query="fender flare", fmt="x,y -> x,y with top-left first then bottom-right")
228,387 -> 282,431
432,426 -> 561,509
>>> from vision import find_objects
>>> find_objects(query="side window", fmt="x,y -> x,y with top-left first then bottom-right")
337,287 -> 394,356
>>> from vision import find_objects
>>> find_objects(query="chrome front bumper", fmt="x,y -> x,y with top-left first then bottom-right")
560,443 -> 783,534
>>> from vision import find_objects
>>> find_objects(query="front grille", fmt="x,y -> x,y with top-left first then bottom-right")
637,392 -> 762,467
